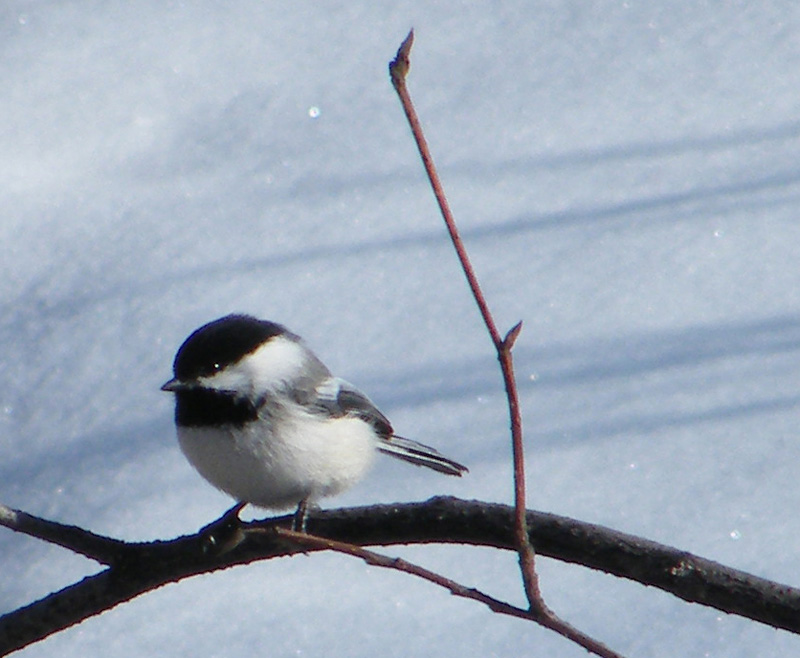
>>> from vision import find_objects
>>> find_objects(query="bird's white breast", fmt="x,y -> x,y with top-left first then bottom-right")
177,404 -> 376,510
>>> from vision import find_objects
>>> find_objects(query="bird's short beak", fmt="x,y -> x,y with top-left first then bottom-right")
161,378 -> 186,392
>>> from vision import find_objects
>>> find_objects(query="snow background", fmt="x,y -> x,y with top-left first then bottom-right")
3,1 -> 800,656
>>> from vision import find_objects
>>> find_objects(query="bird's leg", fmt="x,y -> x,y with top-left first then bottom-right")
292,498 -> 309,532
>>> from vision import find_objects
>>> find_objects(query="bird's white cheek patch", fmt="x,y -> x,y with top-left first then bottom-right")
194,336 -> 308,396
247,335 -> 309,390
198,367 -> 251,394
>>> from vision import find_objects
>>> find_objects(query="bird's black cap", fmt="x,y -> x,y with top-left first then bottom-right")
170,314 -> 290,382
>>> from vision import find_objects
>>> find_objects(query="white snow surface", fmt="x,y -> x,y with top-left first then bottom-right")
3,2 -> 800,656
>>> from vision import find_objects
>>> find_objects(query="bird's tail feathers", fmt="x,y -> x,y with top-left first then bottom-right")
378,435 -> 468,476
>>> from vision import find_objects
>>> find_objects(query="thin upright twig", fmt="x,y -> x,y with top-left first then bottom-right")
389,28 -> 538,605
389,32 -> 502,349
388,31 -> 622,657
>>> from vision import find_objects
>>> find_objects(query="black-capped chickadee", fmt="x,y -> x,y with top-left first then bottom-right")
162,315 -> 467,525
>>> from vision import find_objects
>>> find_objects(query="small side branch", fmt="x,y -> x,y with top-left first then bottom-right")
274,528 -> 535,620
275,528 -> 624,658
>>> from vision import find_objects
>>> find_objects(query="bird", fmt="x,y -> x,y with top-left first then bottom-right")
161,314 -> 467,528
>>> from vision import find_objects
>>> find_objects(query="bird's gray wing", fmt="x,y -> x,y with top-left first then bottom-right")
308,377 -> 394,438
308,378 -> 468,476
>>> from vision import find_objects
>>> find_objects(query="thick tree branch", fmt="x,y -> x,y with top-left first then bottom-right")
2,497 -> 799,655
0,503 -> 128,565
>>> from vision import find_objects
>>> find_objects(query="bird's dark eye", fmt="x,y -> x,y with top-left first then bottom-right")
213,363 -> 221,371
